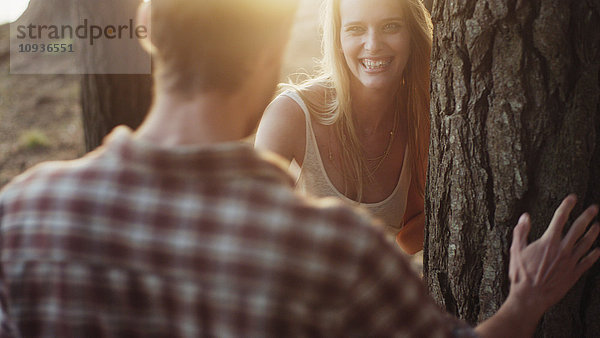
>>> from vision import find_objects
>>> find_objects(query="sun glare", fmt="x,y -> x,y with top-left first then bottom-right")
0,0 -> 30,24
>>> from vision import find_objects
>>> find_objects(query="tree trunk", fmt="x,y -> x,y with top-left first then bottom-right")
78,0 -> 152,151
81,74 -> 152,151
424,0 -> 600,337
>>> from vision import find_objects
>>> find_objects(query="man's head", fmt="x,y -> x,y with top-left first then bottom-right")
141,0 -> 297,92
137,0 -> 297,132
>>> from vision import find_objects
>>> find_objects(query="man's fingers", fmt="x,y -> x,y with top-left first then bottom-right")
544,194 -> 577,240
512,213 -> 531,252
564,205 -> 599,249
575,248 -> 600,277
508,214 -> 529,283
572,223 -> 600,260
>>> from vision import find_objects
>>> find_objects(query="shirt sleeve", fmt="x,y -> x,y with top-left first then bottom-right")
341,229 -> 477,337
0,200 -> 20,338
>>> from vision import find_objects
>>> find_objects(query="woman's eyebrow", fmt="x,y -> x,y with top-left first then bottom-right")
343,17 -> 405,27
381,17 -> 404,22
343,21 -> 363,27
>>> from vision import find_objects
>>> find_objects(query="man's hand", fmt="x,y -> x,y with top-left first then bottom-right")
476,194 -> 600,338
508,194 -> 600,318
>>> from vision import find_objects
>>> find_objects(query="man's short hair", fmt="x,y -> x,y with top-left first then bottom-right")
150,0 -> 298,95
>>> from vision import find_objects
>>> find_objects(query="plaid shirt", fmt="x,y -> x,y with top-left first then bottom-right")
0,126 -> 476,337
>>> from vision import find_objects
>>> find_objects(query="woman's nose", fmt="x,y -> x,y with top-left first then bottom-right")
364,30 -> 382,53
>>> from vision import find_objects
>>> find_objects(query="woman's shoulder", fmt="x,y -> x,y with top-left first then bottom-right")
255,80 -> 334,164
267,90 -> 308,122
286,81 -> 333,103
269,80 -> 328,117
255,89 -> 309,163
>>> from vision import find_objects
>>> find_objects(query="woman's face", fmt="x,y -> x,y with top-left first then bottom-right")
339,0 -> 411,91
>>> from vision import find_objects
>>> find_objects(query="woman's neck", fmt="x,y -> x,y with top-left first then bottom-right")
350,80 -> 400,136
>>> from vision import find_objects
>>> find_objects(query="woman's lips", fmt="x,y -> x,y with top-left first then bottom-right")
360,57 -> 394,73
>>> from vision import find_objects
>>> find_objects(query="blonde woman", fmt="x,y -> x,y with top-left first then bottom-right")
255,0 -> 431,254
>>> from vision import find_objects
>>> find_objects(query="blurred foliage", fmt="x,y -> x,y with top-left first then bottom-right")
19,129 -> 51,150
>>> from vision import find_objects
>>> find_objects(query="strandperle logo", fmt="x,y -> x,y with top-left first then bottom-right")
15,19 -> 148,46
10,5 -> 152,75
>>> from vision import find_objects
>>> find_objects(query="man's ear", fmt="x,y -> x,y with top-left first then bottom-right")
136,1 -> 154,54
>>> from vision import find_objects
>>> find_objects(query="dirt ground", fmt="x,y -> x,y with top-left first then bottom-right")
0,23 -> 84,187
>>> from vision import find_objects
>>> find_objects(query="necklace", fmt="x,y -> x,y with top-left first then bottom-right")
366,108 -> 398,174
328,107 -> 399,177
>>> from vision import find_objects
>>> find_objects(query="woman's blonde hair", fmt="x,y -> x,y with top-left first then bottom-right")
284,0 -> 433,201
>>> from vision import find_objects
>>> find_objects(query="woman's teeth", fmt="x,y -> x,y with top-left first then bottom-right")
361,58 -> 392,70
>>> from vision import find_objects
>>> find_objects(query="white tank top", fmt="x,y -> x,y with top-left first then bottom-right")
283,90 -> 412,240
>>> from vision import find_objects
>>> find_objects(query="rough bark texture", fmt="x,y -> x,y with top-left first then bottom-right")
78,0 -> 152,151
424,0 -> 600,337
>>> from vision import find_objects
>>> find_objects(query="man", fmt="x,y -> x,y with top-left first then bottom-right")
0,0 -> 598,336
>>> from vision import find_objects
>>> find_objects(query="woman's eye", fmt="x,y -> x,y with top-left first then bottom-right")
383,23 -> 401,32
346,26 -> 365,34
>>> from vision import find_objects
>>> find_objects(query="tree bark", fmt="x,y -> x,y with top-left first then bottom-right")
78,0 -> 152,151
81,74 -> 152,151
424,0 -> 600,337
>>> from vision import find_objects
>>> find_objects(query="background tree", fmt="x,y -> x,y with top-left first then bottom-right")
80,73 -> 152,151
424,0 -> 600,337
423,0 -> 433,12
78,0 -> 152,151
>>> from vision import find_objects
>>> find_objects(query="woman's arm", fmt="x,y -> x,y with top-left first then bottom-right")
255,95 -> 306,166
396,178 -> 425,254
397,213 -> 424,254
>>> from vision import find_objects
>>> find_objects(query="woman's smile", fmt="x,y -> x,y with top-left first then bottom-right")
360,57 -> 395,73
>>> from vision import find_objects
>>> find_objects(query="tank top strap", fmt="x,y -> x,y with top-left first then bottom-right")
280,90 -> 312,123
279,90 -> 321,164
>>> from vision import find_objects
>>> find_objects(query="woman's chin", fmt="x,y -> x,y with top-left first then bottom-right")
357,78 -> 398,91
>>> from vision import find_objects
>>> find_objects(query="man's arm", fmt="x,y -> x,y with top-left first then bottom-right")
341,218 -> 475,337
343,194 -> 599,337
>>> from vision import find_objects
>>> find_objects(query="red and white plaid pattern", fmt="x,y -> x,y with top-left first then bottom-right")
0,126 -> 476,337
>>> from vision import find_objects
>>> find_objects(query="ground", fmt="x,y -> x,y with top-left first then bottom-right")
0,23 -> 83,187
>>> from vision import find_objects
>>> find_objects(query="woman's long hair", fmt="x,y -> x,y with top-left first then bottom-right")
283,0 -> 432,202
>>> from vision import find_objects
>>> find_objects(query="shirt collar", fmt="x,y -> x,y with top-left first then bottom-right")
101,125 -> 295,187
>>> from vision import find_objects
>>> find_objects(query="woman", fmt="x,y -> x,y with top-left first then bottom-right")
255,0 -> 431,254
